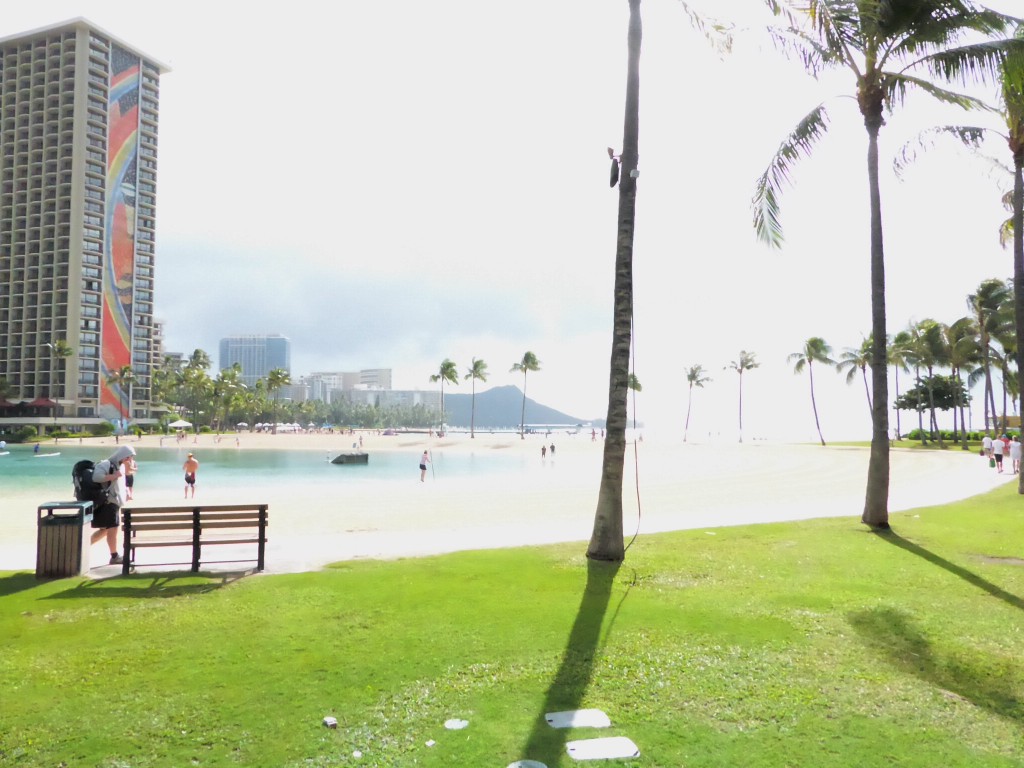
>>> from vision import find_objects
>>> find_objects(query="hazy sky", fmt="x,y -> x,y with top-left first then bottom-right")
6,1 -> 1023,439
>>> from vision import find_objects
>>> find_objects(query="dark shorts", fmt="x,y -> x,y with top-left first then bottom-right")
91,502 -> 120,529
185,472 -> 196,485
125,475 -> 134,488
419,464 -> 427,471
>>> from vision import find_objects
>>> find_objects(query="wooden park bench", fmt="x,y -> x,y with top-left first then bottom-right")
119,504 -> 269,575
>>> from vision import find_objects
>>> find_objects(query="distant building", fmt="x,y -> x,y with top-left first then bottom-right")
0,19 -> 169,430
339,389 -> 439,411
304,370 -> 393,403
219,334 -> 290,387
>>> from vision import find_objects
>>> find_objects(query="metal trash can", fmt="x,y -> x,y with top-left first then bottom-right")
36,501 -> 93,579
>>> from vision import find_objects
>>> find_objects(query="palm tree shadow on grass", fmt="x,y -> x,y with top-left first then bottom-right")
873,530 -> 1024,612
517,559 -> 622,765
848,606 -> 1024,722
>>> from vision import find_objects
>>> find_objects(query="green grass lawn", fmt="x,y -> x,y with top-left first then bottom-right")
4,484 -> 1024,767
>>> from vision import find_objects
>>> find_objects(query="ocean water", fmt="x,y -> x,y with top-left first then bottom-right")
0,441 -> 585,501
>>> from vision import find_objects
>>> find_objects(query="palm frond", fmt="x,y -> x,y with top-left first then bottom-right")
1000,217 -> 1014,248
892,125 -> 991,178
882,71 -> 991,112
766,25 -> 834,77
917,40 -> 1024,90
752,104 -> 830,248
677,1 -> 733,56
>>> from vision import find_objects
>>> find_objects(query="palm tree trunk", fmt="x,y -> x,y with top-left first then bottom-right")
1012,154 -> 1024,493
738,372 -> 744,444
519,374 -> 527,439
684,386 -> 693,442
588,0 -> 641,563
810,364 -> 825,446
862,114 -> 890,529
893,365 -> 901,440
861,367 -> 872,413
470,380 -> 476,439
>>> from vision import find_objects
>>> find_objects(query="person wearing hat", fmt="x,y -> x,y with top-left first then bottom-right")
183,452 -> 199,498
90,445 -> 137,565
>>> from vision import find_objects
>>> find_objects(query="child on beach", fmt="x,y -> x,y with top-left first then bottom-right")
419,450 -> 430,482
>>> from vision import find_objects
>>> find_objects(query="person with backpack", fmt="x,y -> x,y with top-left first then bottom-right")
89,445 -> 137,565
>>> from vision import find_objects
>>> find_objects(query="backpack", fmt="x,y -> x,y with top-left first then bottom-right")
72,459 -> 111,508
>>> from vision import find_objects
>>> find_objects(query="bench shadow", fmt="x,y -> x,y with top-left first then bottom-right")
517,558 -> 623,765
848,606 -> 1024,722
872,530 -> 1024,612
41,570 -> 251,600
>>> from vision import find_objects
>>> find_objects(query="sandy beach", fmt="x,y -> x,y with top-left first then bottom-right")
2,431 -> 1015,576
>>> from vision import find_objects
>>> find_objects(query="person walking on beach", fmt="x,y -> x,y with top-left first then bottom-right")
993,436 -> 1005,473
1011,435 -> 1022,475
982,434 -> 994,458
183,452 -> 199,497
90,445 -> 136,565
124,453 -> 137,501
419,450 -> 430,482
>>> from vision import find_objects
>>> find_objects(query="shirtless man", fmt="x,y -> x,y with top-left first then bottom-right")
183,452 -> 199,498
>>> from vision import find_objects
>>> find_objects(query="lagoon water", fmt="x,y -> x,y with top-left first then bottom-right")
0,441 -> 585,501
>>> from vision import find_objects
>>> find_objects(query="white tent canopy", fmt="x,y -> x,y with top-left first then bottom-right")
168,419 -> 192,428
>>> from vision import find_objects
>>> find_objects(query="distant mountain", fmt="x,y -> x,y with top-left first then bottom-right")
441,385 -> 588,429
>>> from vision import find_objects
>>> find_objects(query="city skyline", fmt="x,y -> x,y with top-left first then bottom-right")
2,2 -> 1022,438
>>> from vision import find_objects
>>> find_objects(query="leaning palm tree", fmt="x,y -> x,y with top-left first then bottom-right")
754,0 -> 1020,529
510,352 -> 541,440
727,350 -> 759,443
837,336 -> 873,417
683,364 -> 712,442
464,358 -> 488,438
788,337 -> 835,446
429,358 -> 459,433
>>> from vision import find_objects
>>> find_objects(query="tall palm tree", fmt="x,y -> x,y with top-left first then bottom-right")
683,364 -> 712,443
214,363 -> 246,431
754,0 -> 1018,529
105,365 -> 135,432
510,352 -> 541,440
788,337 -> 835,446
587,0 -> 642,564
888,332 -> 914,440
968,278 -> 1012,435
945,316 -> 982,448
837,336 -> 873,416
429,358 -> 458,434
464,358 -> 488,438
45,338 -> 74,421
909,319 -> 950,447
727,350 -> 759,443
266,367 -> 291,434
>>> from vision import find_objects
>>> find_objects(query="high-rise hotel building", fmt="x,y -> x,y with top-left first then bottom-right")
0,19 -> 167,428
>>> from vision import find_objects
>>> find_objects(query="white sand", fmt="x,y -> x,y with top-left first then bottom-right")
2,432 -> 1014,575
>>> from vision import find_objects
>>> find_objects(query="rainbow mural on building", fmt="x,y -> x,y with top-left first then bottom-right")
100,45 -> 140,423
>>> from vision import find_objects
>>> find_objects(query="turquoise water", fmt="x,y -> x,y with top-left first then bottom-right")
0,442 -> 575,500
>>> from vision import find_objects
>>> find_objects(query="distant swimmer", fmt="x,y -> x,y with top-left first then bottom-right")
183,452 -> 199,498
